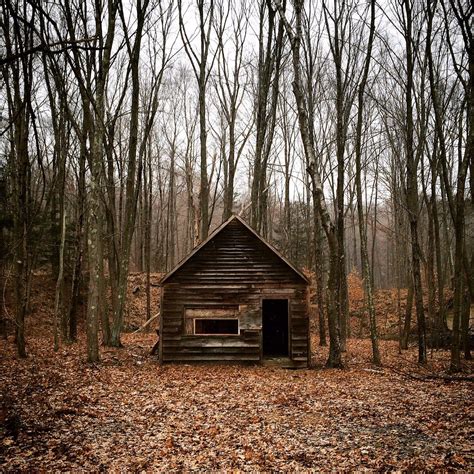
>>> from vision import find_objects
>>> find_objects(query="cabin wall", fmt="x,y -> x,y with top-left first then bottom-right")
161,283 -> 308,363
160,219 -> 309,365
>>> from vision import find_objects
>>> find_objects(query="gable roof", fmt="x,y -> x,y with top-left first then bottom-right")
160,214 -> 309,285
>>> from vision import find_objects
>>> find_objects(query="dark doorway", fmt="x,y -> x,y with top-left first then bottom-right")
262,299 -> 289,357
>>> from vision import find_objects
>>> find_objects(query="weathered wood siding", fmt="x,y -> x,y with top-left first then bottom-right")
161,218 -> 309,365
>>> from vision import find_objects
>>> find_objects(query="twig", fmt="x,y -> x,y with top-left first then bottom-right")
387,365 -> 474,383
132,313 -> 160,334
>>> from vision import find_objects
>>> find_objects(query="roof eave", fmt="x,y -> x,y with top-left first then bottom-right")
159,214 -> 310,285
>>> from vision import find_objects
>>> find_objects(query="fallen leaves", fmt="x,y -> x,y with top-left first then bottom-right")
1,272 -> 473,470
1,335 -> 473,471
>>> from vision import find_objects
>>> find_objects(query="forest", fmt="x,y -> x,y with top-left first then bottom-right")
1,0 -> 473,471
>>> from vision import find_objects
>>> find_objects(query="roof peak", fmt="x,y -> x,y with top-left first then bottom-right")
160,213 -> 309,284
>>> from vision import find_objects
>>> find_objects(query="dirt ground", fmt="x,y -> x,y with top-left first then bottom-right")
1,334 -> 473,471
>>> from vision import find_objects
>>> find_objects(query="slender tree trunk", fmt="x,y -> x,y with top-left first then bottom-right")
461,284 -> 471,360
432,165 -> 447,346
277,0 -> 342,367
428,0 -> 472,370
87,133 -> 101,363
53,208 -> 66,352
353,0 -> 380,366
323,0 -> 350,352
66,134 -> 87,343
110,0 -> 149,346
198,75 -> 209,239
251,1 -> 284,235
313,209 -> 327,347
325,243 -> 343,367
13,120 -> 29,360
426,204 -> 437,347
370,168 -> 379,289
223,122 -> 235,220
178,0 -> 213,241
403,0 -> 427,364
168,146 -> 176,269
98,218 -> 111,346
402,281 -> 414,350
2,2 -> 33,358
393,184 -> 404,353
449,164 -> 469,371
144,141 -> 153,322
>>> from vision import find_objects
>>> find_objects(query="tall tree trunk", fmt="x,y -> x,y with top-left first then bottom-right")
277,0 -> 342,367
461,283 -> 471,360
178,0 -> 214,241
429,0 -> 472,370
403,0 -> 427,364
313,208 -> 327,347
66,130 -> 87,343
53,207 -> 66,352
87,131 -> 102,363
98,217 -> 111,346
251,1 -> 284,235
110,0 -> 149,346
354,0 -> 380,365
2,1 -> 34,358
144,140 -> 153,322
426,203 -> 437,346
322,0 -> 355,353
432,155 -> 447,346
401,280 -> 414,350
198,74 -> 209,239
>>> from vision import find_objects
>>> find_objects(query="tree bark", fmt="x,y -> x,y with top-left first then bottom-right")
314,205 -> 327,347
110,0 -> 149,347
178,0 -> 214,241
251,1 -> 284,235
354,0 -> 381,366
403,0 -> 427,364
401,281 -> 414,350
276,0 -> 342,367
1,1 -> 34,358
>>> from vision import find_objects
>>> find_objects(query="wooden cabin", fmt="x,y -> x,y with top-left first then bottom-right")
158,215 -> 310,367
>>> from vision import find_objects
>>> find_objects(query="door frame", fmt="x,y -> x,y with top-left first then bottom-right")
260,297 -> 291,359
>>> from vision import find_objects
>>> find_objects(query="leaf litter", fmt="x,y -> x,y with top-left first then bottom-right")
1,334 -> 473,471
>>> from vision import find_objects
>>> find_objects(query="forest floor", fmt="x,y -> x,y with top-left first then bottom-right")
1,334 -> 473,471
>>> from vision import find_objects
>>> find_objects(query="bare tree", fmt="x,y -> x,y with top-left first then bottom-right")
60,0 -> 121,360
322,0 -> 364,352
1,0 -> 36,358
436,0 -> 472,370
214,0 -> 252,220
250,0 -> 285,236
395,0 -> 428,364
353,0 -> 381,365
178,0 -> 216,240
276,0 -> 343,368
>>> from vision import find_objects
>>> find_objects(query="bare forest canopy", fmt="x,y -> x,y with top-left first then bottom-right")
0,0 -> 472,371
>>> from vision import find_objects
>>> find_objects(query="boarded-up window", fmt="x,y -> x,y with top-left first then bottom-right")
184,307 -> 238,335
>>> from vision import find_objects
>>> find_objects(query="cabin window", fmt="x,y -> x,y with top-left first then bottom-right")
184,306 -> 239,335
194,318 -> 239,335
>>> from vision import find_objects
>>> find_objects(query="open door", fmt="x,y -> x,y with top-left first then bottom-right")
262,299 -> 289,357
